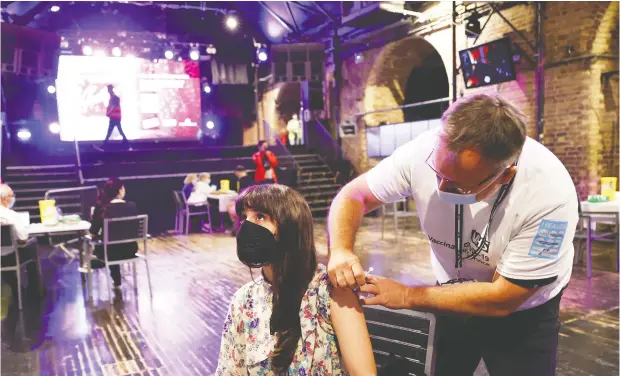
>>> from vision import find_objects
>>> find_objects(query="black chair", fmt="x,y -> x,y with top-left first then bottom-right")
0,225 -> 41,311
89,215 -> 153,301
363,306 -> 437,376
173,190 -> 212,235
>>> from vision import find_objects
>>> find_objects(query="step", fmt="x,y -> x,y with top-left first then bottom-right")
293,154 -> 321,161
300,166 -> 331,174
301,188 -> 341,198
10,180 -> 79,190
5,164 -> 76,172
297,183 -> 342,192
296,161 -> 325,168
2,171 -> 77,182
298,176 -> 337,185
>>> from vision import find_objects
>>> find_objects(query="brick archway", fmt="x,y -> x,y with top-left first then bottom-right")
362,36 -> 449,126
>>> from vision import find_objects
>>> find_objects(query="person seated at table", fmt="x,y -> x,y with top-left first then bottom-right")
187,173 -> 216,205
89,178 -> 138,288
182,173 -> 197,200
0,184 -> 40,308
215,184 -> 376,375
226,166 -> 254,235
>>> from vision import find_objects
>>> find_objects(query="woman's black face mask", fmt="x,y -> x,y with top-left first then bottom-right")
236,220 -> 277,268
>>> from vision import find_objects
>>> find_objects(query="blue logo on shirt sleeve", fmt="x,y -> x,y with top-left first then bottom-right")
528,219 -> 568,260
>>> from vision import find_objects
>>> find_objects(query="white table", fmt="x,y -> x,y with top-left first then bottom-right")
28,220 -> 94,302
578,201 -> 619,277
207,192 -> 239,231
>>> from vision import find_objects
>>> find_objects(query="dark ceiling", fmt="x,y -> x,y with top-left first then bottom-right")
0,1 -> 348,45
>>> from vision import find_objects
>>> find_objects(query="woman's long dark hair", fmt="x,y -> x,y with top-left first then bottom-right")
235,184 -> 317,372
93,177 -> 124,222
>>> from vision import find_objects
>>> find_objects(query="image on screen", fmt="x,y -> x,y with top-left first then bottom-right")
56,55 -> 201,142
459,38 -> 516,89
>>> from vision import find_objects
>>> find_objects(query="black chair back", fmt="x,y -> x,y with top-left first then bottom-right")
104,215 -> 148,245
1,224 -> 15,249
363,306 -> 437,376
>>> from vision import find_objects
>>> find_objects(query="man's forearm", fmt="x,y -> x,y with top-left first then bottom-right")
405,282 -> 525,317
327,186 -> 365,255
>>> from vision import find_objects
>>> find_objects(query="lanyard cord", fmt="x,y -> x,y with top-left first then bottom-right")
454,178 -> 515,271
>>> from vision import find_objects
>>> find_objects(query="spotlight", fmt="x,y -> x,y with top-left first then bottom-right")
164,50 -> 174,59
94,49 -> 106,57
152,58 -> 159,63
354,53 -> 364,64
112,47 -> 122,57
17,129 -> 32,141
204,85 -> 212,94
268,23 -> 282,38
177,57 -> 182,62
225,15 -> 238,31
50,5 -> 60,12
82,45 -> 93,56
206,120 -> 215,129
189,49 -> 200,61
257,47 -> 268,63
465,12 -> 481,39
47,85 -> 56,94
206,45 -> 217,55
49,122 -> 61,134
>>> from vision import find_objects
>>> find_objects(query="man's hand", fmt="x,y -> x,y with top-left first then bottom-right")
328,250 -> 366,288
358,275 -> 411,310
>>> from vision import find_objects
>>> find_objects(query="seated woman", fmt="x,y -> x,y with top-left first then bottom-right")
187,172 -> 216,205
89,178 -> 138,288
182,173 -> 197,200
216,184 -> 376,375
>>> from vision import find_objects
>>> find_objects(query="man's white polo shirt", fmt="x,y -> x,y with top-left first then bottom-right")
366,128 -> 578,310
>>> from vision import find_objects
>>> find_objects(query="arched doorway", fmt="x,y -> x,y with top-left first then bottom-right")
403,50 -> 450,122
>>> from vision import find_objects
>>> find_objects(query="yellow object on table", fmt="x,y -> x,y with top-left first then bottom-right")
38,199 -> 58,226
601,177 -> 617,201
219,179 -> 230,192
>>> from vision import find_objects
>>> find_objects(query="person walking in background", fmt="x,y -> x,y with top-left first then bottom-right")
252,140 -> 278,184
286,113 -> 302,146
95,85 -> 131,151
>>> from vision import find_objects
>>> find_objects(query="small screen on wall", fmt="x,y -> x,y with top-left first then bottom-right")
459,38 -> 516,89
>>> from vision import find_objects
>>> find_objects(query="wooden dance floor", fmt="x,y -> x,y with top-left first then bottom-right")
1,217 -> 618,376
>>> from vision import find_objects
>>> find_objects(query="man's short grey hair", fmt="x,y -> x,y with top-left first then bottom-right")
441,94 -> 527,165
0,184 -> 12,199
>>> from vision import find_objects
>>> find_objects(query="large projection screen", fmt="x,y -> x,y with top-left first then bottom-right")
56,55 -> 201,142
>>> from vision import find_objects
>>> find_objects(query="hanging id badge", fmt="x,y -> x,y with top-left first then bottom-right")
441,204 -> 476,285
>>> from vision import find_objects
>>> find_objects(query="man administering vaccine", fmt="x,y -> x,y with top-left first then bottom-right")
327,94 -> 578,376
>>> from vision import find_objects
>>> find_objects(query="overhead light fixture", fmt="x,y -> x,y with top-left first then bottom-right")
267,23 -> 282,38
50,5 -> 60,12
204,84 -> 212,94
47,85 -> 56,94
379,2 -> 426,21
112,47 -> 122,57
49,122 -> 61,134
225,15 -> 238,31
17,129 -> 32,141
82,45 -> 93,56
206,120 -> 215,129
189,49 -> 200,61
206,45 -> 217,55
465,11 -> 482,39
164,50 -> 174,59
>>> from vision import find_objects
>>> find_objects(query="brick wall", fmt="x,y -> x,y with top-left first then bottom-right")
331,1 -> 618,198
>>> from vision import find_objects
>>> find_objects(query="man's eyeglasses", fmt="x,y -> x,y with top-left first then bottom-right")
425,149 -> 508,195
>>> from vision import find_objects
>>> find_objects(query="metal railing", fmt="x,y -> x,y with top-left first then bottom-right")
306,119 -> 355,184
268,130 -> 301,187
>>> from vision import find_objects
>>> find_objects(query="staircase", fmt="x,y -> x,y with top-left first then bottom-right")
290,149 -> 344,217
2,164 -> 82,222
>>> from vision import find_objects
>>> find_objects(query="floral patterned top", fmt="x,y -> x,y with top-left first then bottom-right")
215,264 -> 347,376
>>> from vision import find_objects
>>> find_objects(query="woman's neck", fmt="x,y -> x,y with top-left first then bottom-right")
262,265 -> 274,284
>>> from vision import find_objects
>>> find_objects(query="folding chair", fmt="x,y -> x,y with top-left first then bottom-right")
381,197 -> 418,240
173,190 -> 212,235
0,225 -> 41,311
363,305 -> 437,375
90,215 -> 153,301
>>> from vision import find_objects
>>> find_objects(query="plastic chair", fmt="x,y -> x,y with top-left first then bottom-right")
381,198 -> 418,240
0,225 -> 41,311
90,215 -> 153,301
173,191 -> 212,235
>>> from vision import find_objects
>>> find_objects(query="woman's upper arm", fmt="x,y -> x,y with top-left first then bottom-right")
215,301 -> 247,376
330,287 -> 377,376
